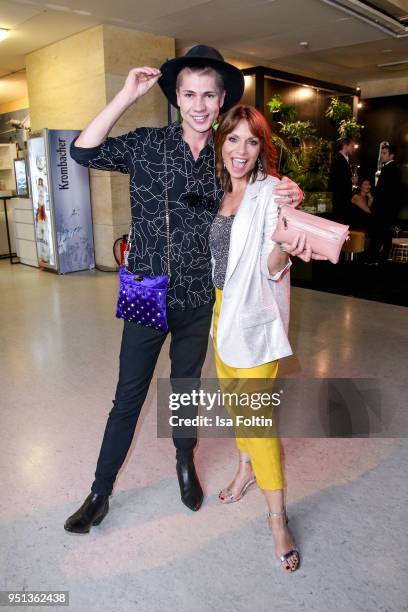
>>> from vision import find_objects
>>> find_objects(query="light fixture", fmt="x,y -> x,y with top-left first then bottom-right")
357,102 -> 363,108
320,0 -> 408,38
356,86 -> 361,91
378,58 -> 408,71
298,86 -> 314,100
244,75 -> 252,88
0,28 -> 9,42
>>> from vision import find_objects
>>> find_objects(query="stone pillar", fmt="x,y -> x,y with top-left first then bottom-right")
26,25 -> 175,269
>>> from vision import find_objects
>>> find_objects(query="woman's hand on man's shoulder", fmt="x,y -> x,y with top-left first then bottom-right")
271,176 -> 303,208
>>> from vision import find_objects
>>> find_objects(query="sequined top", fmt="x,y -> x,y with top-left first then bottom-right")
209,214 -> 235,289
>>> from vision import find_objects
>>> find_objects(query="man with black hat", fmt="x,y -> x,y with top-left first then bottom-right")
64,46 -> 303,534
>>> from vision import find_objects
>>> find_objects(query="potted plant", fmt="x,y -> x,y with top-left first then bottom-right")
337,117 -> 363,140
266,94 -> 283,117
325,97 -> 363,141
267,95 -> 297,123
325,97 -> 353,124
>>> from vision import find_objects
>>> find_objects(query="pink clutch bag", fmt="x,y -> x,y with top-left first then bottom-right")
272,205 -> 349,264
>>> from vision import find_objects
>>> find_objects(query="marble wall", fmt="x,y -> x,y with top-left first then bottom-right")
26,25 -> 174,269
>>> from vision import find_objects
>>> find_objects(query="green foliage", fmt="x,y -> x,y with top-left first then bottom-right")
271,135 -> 332,192
325,97 -> 363,141
338,117 -> 363,140
267,95 -> 298,122
266,94 -> 361,194
279,120 -> 316,140
298,138 -> 332,191
266,94 -> 283,112
325,97 -> 353,124
281,105 -> 298,123
270,133 -> 301,176
304,138 -> 332,176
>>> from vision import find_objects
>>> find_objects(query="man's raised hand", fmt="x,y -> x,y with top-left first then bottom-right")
121,67 -> 162,103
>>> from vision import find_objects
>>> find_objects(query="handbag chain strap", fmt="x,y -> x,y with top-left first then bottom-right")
163,138 -> 171,277
124,137 -> 171,277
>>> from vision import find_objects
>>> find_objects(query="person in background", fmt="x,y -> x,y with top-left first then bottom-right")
210,105 -> 327,572
350,177 -> 373,231
368,144 -> 403,263
328,138 -> 355,224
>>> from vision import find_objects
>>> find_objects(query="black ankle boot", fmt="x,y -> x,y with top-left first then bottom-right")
64,492 -> 109,534
176,461 -> 203,512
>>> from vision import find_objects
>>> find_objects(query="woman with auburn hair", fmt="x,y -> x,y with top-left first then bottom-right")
210,105 -> 325,572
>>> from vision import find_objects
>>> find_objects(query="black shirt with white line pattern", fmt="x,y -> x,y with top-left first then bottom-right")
70,122 -> 224,310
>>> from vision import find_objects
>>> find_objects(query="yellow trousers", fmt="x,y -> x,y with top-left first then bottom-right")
213,288 -> 284,491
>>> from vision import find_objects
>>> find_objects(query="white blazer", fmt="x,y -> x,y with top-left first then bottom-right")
211,174 -> 293,368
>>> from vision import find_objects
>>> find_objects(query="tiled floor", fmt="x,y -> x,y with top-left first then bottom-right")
0,261 -> 407,612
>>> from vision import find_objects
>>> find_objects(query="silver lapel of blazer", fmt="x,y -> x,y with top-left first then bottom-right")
223,177 -> 264,286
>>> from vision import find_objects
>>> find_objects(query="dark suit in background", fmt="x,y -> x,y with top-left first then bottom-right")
328,153 -> 352,224
370,160 -> 403,261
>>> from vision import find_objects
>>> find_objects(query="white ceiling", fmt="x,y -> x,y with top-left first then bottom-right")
0,0 -> 408,105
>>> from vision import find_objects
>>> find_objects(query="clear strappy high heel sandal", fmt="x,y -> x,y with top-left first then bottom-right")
267,509 -> 300,572
218,459 -> 257,504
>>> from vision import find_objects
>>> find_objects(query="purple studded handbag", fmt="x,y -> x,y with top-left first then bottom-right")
116,266 -> 170,332
115,139 -> 171,332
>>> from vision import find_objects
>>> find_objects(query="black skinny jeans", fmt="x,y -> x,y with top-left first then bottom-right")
91,301 -> 213,496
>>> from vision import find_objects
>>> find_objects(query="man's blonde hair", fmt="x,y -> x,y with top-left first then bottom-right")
176,66 -> 224,93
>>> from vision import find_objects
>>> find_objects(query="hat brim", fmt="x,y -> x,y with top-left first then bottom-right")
158,56 -> 244,113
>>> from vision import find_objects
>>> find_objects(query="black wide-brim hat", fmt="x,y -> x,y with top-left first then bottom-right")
158,45 -> 245,113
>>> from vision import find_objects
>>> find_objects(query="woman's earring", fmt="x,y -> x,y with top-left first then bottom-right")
257,158 -> 264,173
223,160 -> 226,169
